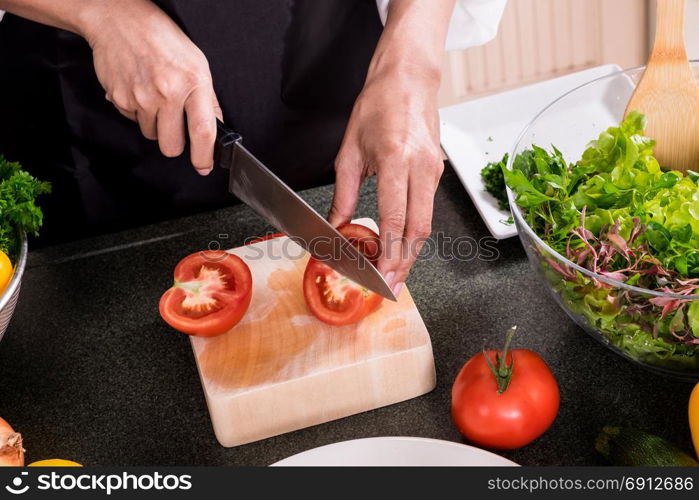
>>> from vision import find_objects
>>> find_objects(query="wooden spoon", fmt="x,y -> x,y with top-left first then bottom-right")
625,0 -> 699,172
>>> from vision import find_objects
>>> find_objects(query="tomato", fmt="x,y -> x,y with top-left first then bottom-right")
0,251 -> 13,294
303,223 -> 383,326
246,232 -> 285,245
451,327 -> 559,450
159,251 -> 252,337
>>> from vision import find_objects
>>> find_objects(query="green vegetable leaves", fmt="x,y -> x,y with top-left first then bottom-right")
0,155 -> 50,259
687,298 -> 699,338
645,221 -> 671,252
505,111 -> 699,363
481,153 -> 510,210
501,167 -> 554,208
506,111 -> 699,278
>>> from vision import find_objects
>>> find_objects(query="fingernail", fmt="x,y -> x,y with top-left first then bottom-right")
392,282 -> 404,297
385,271 -> 395,287
197,168 -> 212,176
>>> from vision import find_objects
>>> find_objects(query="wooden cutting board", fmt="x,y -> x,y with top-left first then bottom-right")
190,219 -> 436,447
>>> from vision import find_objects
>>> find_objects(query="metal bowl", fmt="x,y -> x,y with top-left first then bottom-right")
0,232 -> 27,343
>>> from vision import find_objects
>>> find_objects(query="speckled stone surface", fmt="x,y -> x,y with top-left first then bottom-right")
0,165 -> 694,466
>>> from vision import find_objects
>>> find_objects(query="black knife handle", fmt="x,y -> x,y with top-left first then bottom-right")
214,119 -> 243,169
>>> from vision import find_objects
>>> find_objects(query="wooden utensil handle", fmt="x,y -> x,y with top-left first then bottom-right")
651,0 -> 688,61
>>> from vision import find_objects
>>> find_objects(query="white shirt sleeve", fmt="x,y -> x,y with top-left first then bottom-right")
1,2 -> 507,49
375,0 -> 507,51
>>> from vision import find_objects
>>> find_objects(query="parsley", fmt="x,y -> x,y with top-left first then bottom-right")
0,155 -> 51,260
480,153 -> 510,210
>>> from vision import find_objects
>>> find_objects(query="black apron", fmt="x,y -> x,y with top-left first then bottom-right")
0,0 -> 382,244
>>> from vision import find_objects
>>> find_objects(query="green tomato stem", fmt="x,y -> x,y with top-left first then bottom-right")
483,326 -> 517,394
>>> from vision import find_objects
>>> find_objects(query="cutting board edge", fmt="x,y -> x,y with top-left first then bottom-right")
198,341 -> 434,399
205,342 -> 437,448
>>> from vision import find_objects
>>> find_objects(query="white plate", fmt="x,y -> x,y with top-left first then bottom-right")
271,437 -> 518,467
439,64 -> 623,239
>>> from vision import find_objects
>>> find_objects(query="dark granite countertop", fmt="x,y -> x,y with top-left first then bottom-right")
0,165 -> 694,466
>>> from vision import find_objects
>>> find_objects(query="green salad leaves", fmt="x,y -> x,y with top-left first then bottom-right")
506,111 -> 699,277
504,112 -> 699,370
0,155 -> 50,260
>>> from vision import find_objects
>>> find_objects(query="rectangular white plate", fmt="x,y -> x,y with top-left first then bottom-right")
439,64 -> 623,239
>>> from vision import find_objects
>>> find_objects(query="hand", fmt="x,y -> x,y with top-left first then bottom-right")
81,0 -> 222,174
329,70 -> 444,297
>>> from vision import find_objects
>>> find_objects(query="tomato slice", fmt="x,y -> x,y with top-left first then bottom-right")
303,223 -> 383,326
159,251 -> 252,337
246,232 -> 285,245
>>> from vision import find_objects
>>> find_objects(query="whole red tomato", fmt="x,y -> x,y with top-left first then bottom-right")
451,327 -> 559,450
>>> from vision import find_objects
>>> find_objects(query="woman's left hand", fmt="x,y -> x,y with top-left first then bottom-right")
328,68 -> 444,298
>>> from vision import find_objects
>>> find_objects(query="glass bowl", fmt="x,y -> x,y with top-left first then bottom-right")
507,63 -> 699,380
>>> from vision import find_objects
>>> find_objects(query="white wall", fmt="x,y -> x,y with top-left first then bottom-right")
439,0 -> 649,106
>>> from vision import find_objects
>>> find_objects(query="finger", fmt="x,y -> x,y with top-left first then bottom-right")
390,167 -> 439,296
184,86 -> 217,175
113,105 -> 137,122
135,109 -> 157,141
328,157 -> 362,227
156,105 -> 186,158
376,164 -> 408,288
105,91 -> 138,122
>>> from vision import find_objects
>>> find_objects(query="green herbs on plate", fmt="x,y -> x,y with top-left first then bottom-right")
481,153 -> 510,210
0,155 -> 50,260
504,111 -> 699,369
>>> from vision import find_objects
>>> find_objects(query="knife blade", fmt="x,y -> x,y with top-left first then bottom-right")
214,120 -> 396,301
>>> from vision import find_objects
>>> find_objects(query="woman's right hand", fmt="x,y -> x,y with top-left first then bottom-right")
80,0 -> 222,174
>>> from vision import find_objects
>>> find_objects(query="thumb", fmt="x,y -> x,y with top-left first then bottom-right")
328,161 -> 361,227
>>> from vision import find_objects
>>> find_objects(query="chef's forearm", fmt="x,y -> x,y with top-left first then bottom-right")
367,0 -> 456,88
0,0 -> 152,40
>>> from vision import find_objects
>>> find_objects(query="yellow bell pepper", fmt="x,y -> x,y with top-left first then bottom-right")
0,251 -> 13,295
28,459 -> 82,467
691,383 -> 699,459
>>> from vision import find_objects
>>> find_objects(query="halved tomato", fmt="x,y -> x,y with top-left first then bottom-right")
159,251 -> 252,337
303,223 -> 383,326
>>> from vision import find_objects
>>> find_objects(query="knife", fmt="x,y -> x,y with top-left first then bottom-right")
214,120 -> 396,301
